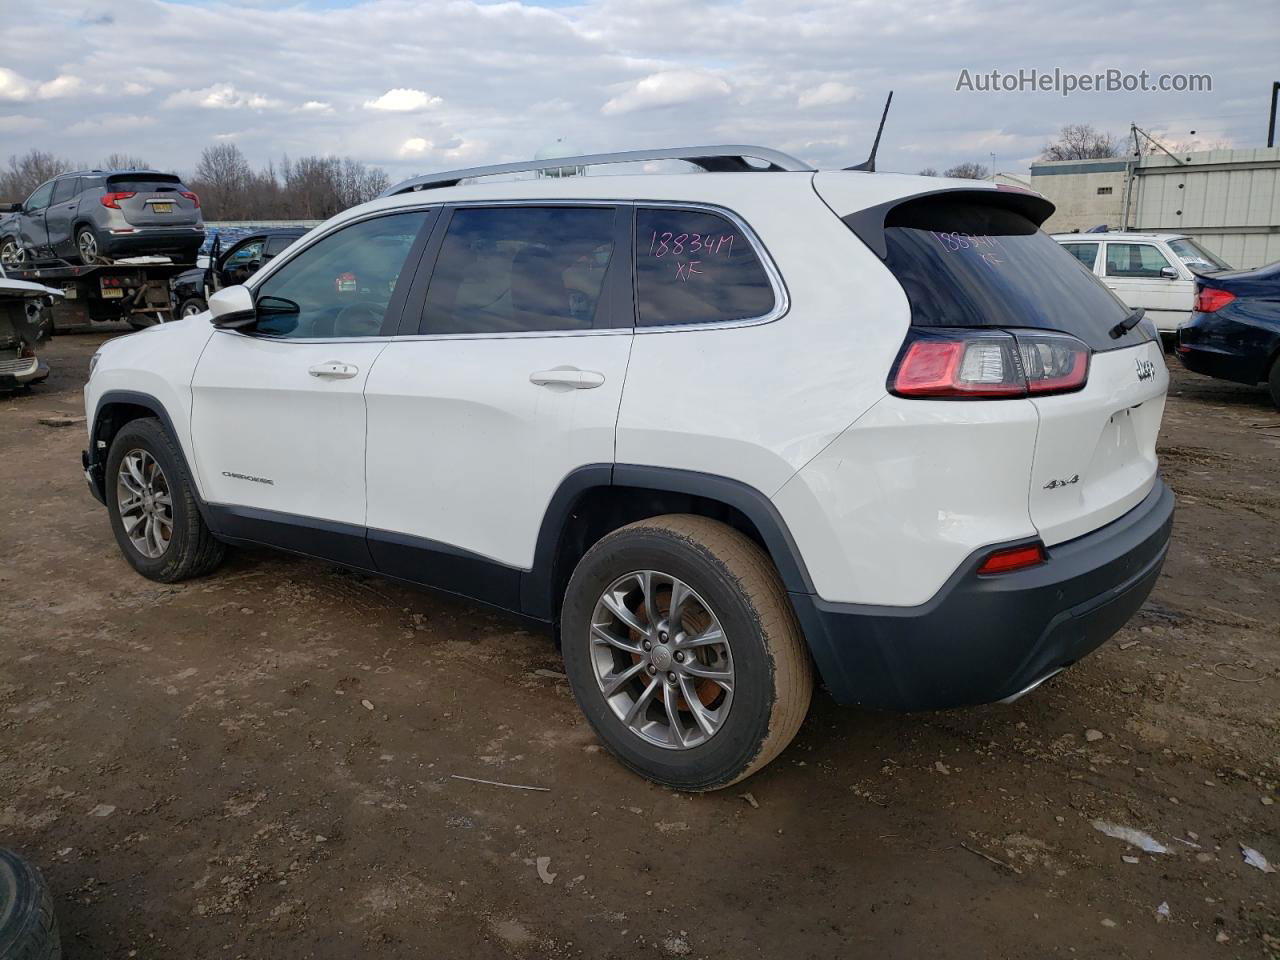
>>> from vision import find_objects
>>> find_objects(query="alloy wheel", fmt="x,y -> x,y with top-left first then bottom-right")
78,229 -> 99,263
116,449 -> 173,559
589,570 -> 734,749
0,240 -> 24,265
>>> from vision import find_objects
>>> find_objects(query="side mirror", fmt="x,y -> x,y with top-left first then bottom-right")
207,284 -> 256,328
1159,266 -> 1179,280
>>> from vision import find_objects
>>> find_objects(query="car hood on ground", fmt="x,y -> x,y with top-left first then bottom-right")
0,277 -> 64,300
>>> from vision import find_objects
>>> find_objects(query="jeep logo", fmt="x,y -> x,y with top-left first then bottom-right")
1135,358 -> 1157,383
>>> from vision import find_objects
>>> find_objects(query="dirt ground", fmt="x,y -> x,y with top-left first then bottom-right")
1,327 -> 1276,960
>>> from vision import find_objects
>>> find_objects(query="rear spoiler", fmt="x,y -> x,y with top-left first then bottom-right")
842,186 -> 1055,259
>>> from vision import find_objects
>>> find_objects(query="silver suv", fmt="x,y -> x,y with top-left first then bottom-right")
0,169 -> 204,266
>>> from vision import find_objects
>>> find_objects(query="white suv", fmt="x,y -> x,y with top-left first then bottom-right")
83,146 -> 1175,791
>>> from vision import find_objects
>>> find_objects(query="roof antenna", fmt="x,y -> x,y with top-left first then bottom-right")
845,91 -> 893,172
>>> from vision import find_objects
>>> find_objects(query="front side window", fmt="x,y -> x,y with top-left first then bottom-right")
1061,242 -> 1099,271
252,210 -> 430,339
420,206 -> 617,335
634,208 -> 775,327
264,235 -> 297,257
1105,243 -> 1174,279
225,239 -> 265,267
25,182 -> 54,211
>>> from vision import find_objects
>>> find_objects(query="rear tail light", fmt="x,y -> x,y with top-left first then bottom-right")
1193,287 -> 1235,313
977,542 -> 1046,575
100,191 -> 136,209
890,329 -> 1090,399
180,191 -> 200,208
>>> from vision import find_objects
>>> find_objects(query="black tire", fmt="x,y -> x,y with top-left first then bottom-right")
105,417 -> 226,582
0,848 -> 61,960
178,297 -> 208,318
75,226 -> 101,265
1269,356 -> 1280,411
561,515 -> 813,791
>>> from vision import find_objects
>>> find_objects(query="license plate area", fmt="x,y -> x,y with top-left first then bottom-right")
149,202 -> 174,214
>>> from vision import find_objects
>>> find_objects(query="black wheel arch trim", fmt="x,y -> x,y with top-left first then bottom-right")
89,389 -> 209,518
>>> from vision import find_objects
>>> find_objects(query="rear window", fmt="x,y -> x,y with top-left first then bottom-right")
106,174 -> 184,192
873,196 -> 1150,351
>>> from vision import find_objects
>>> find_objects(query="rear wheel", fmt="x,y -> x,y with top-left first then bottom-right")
561,515 -> 813,791
75,226 -> 100,265
105,418 -> 225,581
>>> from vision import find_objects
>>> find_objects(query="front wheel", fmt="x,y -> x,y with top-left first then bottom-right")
105,418 -> 226,581
561,515 -> 813,791
0,238 -> 25,266
178,297 -> 207,318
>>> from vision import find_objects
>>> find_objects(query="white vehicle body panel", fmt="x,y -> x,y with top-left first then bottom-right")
189,331 -> 388,525
365,332 -> 632,568
1052,233 -> 1196,333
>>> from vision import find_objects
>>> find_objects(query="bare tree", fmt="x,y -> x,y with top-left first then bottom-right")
917,167 -> 939,177
1042,124 -> 1119,161
0,149 -> 76,201
100,153 -> 152,171
943,162 -> 990,180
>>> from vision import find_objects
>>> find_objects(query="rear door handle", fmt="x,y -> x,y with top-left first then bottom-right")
309,361 -> 359,379
530,368 -> 605,389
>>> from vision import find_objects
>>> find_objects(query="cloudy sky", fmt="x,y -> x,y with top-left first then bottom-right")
0,0 -> 1275,182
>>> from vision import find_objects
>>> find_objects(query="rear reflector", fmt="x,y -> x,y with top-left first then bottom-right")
977,542 -> 1047,575
890,328 -> 1090,399
100,192 -> 136,209
1193,287 -> 1235,313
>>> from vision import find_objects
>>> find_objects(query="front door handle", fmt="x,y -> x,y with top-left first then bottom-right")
309,361 -> 359,379
530,368 -> 606,389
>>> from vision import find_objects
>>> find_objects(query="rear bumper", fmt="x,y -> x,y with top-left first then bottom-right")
100,227 -> 204,258
1176,311 -> 1273,385
790,478 -> 1175,710
0,357 -> 48,389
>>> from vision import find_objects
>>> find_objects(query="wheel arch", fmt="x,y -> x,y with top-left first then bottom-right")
523,464 -> 816,625
90,390 -> 207,514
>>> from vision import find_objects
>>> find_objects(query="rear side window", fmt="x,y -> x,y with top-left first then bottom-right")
635,208 -> 775,327
420,206 -> 617,335
874,196 -> 1148,351
1105,243 -> 1173,278
1060,242 -> 1098,270
106,174 -> 184,193
51,178 -> 79,204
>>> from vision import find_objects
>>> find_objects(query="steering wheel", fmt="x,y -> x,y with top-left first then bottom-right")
332,301 -> 385,337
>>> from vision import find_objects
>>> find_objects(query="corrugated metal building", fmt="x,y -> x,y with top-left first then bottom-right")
1031,148 -> 1280,269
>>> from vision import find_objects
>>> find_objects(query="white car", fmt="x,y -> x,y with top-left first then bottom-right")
1052,231 -> 1231,340
83,146 -> 1174,790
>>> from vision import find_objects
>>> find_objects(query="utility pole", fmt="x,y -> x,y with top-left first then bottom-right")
1268,81 -> 1279,148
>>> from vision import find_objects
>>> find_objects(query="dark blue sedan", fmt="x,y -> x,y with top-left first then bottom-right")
1178,260 -> 1280,408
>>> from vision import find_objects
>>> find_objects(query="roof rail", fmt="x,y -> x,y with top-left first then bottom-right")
379,145 -> 814,198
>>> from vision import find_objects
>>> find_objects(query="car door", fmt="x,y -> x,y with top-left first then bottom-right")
364,203 -> 634,608
219,236 -> 267,287
1103,241 -> 1191,333
189,208 -> 435,564
44,177 -> 81,257
18,181 -> 55,255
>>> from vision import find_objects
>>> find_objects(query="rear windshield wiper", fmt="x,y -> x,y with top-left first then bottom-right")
1109,307 -> 1145,340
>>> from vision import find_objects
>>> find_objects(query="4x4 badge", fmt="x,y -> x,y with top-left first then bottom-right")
1043,474 -> 1080,490
1135,357 -> 1156,382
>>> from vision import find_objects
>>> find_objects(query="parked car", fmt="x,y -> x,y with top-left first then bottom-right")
0,169 -> 204,266
82,146 -> 1173,791
1177,259 -> 1280,407
172,227 -> 310,317
0,275 -> 60,389
1053,231 -> 1231,343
